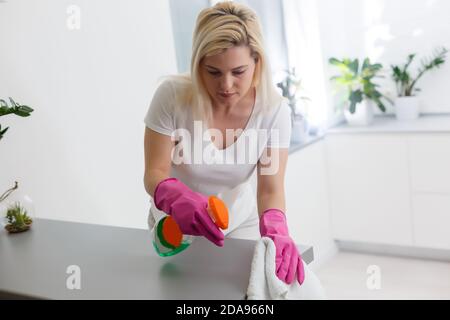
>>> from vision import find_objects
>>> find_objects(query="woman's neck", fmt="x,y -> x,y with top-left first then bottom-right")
212,87 -> 255,117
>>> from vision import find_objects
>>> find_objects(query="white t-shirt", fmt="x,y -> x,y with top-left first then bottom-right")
144,79 -> 291,235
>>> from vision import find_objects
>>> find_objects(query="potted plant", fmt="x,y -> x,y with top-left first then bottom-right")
391,47 -> 448,121
4,201 -> 33,233
0,98 -> 35,233
277,68 -> 311,143
329,57 -> 392,126
0,181 -> 34,233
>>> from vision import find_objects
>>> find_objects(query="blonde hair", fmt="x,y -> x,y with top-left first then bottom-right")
166,1 -> 282,126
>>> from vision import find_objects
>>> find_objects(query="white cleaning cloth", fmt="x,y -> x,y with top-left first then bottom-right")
246,237 -> 327,300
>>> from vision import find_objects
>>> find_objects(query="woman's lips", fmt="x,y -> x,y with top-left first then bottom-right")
218,92 -> 236,98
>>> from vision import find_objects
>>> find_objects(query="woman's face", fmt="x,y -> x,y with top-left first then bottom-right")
200,45 -> 256,109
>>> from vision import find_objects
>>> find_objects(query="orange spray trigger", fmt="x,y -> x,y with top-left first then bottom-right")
208,196 -> 229,230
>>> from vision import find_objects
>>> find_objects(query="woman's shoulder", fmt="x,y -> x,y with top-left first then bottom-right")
145,76 -> 193,133
157,75 -> 192,95
156,75 -> 193,107
150,75 -> 192,110
255,95 -> 290,128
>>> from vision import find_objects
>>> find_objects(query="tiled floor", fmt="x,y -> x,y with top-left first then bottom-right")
314,251 -> 450,300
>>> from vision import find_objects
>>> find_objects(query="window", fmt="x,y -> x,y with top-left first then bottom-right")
169,0 -> 288,81
169,0 -> 329,130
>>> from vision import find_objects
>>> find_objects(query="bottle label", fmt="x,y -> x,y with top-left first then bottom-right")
151,216 -> 192,257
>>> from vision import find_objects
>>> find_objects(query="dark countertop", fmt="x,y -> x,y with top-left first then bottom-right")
0,218 -> 313,299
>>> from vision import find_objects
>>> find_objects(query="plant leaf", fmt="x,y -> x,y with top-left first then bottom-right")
348,90 -> 363,114
348,59 -> 359,75
9,97 -> 18,107
13,109 -> 31,117
0,106 -> 11,116
329,57 -> 342,66
18,105 -> 34,113
375,99 -> 386,113
0,125 -> 9,136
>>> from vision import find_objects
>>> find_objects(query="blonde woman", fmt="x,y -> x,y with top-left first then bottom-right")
144,1 -> 304,285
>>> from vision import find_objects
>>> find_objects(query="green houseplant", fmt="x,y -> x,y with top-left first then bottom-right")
277,68 -> 311,142
0,97 -> 34,140
391,47 -> 448,120
329,57 -> 392,126
0,98 -> 35,233
277,68 -> 311,117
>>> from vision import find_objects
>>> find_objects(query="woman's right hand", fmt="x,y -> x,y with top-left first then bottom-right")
153,177 -> 224,247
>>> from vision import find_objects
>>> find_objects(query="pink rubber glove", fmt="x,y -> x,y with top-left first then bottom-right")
259,208 -> 305,285
153,177 -> 224,247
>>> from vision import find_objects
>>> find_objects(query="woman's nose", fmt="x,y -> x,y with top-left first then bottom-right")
219,74 -> 234,92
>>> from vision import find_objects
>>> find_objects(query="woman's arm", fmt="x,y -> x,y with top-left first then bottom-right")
256,147 -> 289,216
143,127 -> 174,197
256,147 -> 305,285
143,126 -> 225,246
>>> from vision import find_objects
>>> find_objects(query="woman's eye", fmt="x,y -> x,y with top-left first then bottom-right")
207,70 -> 245,76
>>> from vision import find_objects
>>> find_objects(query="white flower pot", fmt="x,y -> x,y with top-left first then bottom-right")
395,96 -> 420,121
290,113 -> 309,143
344,100 -> 374,126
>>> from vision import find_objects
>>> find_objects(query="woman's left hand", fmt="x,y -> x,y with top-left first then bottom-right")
259,208 -> 305,285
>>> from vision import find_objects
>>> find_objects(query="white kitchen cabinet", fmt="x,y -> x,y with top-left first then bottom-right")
322,116 -> 450,252
325,134 -> 414,246
412,194 -> 450,250
408,134 -> 450,249
408,134 -> 450,194
285,140 -> 336,262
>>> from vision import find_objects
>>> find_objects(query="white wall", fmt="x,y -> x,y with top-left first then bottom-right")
0,0 -> 177,228
3,0 -> 448,231
317,0 -> 450,115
